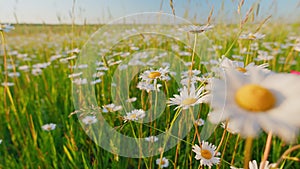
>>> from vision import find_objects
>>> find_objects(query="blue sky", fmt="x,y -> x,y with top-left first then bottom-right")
0,0 -> 299,24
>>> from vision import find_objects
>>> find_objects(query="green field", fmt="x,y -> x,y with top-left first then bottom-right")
0,21 -> 300,169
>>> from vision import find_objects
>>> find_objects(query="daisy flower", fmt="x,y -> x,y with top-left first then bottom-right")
230,160 -> 277,169
255,50 -> 274,61
137,81 -> 162,93
102,103 -> 122,113
180,69 -> 202,86
168,84 -> 208,110
42,123 -> 56,131
0,24 -> 15,32
82,116 -> 98,125
179,24 -> 214,33
194,118 -> 205,126
207,68 -> 300,142
156,157 -> 169,168
217,56 -> 271,75
126,97 -> 137,103
139,67 -> 170,84
123,109 -> 146,122
239,32 -> 265,40
145,136 -> 158,143
192,141 -> 220,167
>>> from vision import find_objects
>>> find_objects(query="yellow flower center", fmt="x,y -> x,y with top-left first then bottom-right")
160,160 -> 166,165
201,149 -> 212,159
130,114 -> 137,119
235,84 -> 276,112
248,34 -> 256,39
182,98 -> 197,105
148,71 -> 161,79
236,67 -> 247,73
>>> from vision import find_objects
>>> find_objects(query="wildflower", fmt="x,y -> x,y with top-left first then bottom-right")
32,68 -> 43,76
42,123 -> 56,131
192,141 -> 220,167
72,78 -> 88,85
68,72 -> 83,78
218,56 -> 271,75
230,160 -> 278,169
168,84 -> 208,110
180,69 -> 202,86
255,50 -> 274,61
179,25 -> 214,33
123,109 -> 146,122
194,118 -> 205,126
239,32 -> 265,40
145,136 -> 158,143
137,81 -> 162,93
102,103 -> 122,113
156,157 -> 169,168
0,24 -> 15,32
18,65 -> 30,72
126,97 -> 137,103
0,139 -> 2,144
90,79 -> 102,85
207,68 -> 300,142
82,116 -> 98,125
1,82 -> 14,87
139,67 -> 170,84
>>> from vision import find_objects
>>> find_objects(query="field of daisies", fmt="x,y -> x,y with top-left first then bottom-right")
1,11 -> 300,169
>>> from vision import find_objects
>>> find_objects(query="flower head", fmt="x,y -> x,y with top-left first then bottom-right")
239,32 -> 265,40
82,116 -> 98,125
139,67 -> 170,84
42,123 -> 56,131
156,157 -> 169,168
168,84 -> 208,110
208,68 -> 300,142
192,141 -> 220,167
179,25 -> 214,33
145,136 -> 158,143
123,109 -> 146,122
0,24 -> 15,32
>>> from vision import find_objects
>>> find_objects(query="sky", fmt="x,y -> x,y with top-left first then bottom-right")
0,0 -> 299,24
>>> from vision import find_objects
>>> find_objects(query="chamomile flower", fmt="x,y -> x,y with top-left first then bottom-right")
139,67 -> 170,84
123,109 -> 146,122
230,160 -> 277,169
194,118 -> 205,126
192,141 -> 220,167
156,157 -> 169,168
82,116 -> 98,125
249,160 -> 277,169
102,103 -> 122,113
137,81 -> 162,93
255,50 -> 274,61
42,123 -> 56,131
0,24 -> 15,32
208,68 -> 300,142
180,69 -> 202,86
168,84 -> 208,110
239,32 -> 265,40
126,97 -> 137,103
179,24 -> 214,33
218,57 -> 271,75
145,136 -> 158,143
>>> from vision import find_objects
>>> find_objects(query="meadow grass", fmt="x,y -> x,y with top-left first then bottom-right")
0,22 -> 300,169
